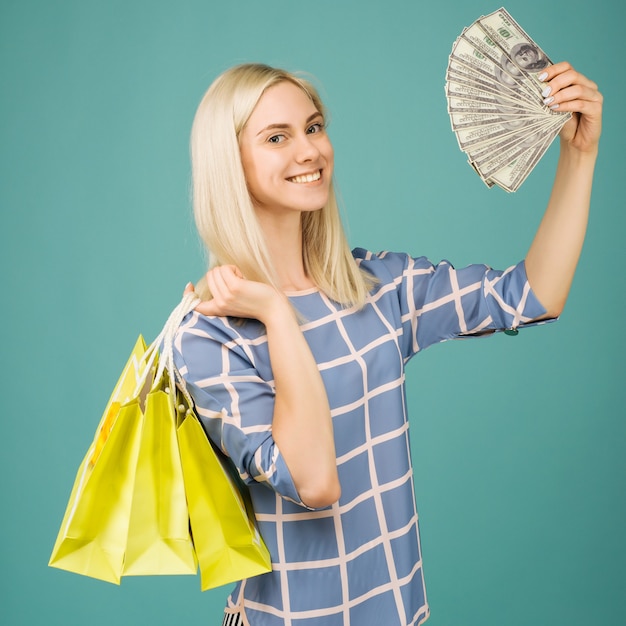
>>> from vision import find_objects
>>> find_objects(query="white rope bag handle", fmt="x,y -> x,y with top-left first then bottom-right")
132,291 -> 201,407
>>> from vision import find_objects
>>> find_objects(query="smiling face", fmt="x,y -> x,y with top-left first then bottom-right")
239,80 -> 334,221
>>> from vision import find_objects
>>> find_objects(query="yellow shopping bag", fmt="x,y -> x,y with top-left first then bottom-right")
50,292 -> 272,589
50,337 -> 197,583
122,377 -> 197,577
176,391 -> 272,591
48,337 -> 147,584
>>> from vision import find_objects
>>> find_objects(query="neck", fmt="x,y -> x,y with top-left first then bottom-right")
256,210 -> 315,292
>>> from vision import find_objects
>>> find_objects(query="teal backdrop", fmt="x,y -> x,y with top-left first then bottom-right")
1,0 -> 624,624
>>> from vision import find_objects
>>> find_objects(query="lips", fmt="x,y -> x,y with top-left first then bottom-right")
287,170 -> 322,184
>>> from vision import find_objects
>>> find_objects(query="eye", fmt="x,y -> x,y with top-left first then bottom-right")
306,122 -> 324,134
268,134 -> 285,144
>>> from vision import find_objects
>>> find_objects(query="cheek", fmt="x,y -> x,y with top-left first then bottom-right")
241,152 -> 265,192
240,148 -> 253,181
323,139 -> 334,168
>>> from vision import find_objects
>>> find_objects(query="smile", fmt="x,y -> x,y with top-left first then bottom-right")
287,170 -> 321,184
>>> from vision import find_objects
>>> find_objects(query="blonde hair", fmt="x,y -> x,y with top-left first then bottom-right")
190,63 -> 375,308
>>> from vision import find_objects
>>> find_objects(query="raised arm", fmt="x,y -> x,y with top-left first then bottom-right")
187,267 -> 340,509
525,62 -> 603,318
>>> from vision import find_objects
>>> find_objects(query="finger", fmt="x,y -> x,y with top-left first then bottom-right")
547,81 -> 601,105
194,272 -> 227,316
548,86 -> 603,116
205,267 -> 229,302
216,264 -> 244,282
538,60 -> 572,82
183,282 -> 195,296
194,300 -> 220,316
551,97 -> 603,118
220,266 -> 246,293
540,67 -> 599,100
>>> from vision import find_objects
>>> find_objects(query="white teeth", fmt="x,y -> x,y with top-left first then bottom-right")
289,171 -> 321,184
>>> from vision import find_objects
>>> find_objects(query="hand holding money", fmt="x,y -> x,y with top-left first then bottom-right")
446,8 -> 581,191
538,61 -> 603,156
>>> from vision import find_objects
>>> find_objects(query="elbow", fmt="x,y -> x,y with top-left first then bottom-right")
535,305 -> 563,322
539,295 -> 567,320
299,475 -> 341,509
545,306 -> 564,320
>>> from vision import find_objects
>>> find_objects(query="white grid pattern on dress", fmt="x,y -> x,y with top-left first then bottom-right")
175,250 -> 550,625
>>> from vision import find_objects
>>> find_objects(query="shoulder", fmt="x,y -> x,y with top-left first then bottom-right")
352,248 -> 437,283
177,309 -> 265,342
173,311 -> 266,378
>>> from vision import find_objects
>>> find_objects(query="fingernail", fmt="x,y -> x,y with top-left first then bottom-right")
538,71 -> 548,81
541,86 -> 552,98
185,282 -> 193,289
543,96 -> 554,105
550,103 -> 560,110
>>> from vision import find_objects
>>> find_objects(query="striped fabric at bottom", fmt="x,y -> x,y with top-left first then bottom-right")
222,612 -> 242,626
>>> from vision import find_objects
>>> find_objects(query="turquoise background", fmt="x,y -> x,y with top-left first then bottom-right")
1,0 -> 624,624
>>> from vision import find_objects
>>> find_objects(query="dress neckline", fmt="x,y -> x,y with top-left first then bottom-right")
284,286 -> 320,297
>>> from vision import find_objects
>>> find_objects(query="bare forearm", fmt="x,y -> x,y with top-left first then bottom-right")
525,144 -> 597,317
264,302 -> 340,508
524,62 -> 602,318
190,266 -> 340,507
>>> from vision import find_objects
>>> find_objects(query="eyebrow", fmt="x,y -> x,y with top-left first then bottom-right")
256,111 -> 322,136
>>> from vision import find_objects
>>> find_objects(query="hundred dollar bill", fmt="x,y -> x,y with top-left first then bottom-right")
475,9 -> 571,125
454,115 -> 556,151
458,30 -> 542,106
450,33 -> 540,106
450,111 -> 542,134
445,9 -> 569,191
447,92 -> 528,115
469,113 -> 560,165
490,125 -> 561,191
447,55 -> 540,110
468,159 -> 496,188
468,115 -> 563,179
474,128 -> 562,182
446,75 -> 540,111
477,9 -> 559,91
446,64 -> 535,107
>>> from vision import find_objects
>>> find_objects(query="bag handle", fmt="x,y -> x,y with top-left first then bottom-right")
132,292 -> 201,406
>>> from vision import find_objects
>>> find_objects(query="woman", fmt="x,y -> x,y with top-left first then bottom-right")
174,62 -> 602,625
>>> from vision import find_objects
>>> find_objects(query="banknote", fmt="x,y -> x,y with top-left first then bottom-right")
445,8 -> 571,191
446,80 -> 529,110
449,109 -> 541,131
446,65 -> 534,107
454,115 -> 556,151
459,30 -> 542,105
470,116 -> 563,179
477,8 -> 553,91
452,32 -> 542,107
489,126 -> 561,191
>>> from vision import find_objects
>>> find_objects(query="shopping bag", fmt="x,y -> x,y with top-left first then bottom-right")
50,292 -> 272,589
50,334 -> 197,582
176,390 -> 272,590
122,374 -> 197,576
48,337 -> 148,584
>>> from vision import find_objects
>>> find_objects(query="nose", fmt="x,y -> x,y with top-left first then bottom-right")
294,133 -> 321,163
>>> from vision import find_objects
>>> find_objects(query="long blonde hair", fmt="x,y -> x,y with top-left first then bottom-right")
190,63 -> 374,308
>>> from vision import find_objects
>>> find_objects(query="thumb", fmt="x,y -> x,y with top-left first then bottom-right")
193,299 -> 220,317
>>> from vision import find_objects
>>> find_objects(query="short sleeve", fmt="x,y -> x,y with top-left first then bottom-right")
173,311 -> 308,508
354,249 -> 555,360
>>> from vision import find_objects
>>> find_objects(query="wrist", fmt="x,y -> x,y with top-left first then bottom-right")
559,137 -> 599,161
260,292 -> 297,329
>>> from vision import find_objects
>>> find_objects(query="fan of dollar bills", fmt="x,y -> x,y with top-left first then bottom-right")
446,7 -> 571,192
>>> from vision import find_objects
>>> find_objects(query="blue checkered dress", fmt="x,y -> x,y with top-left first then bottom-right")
174,249 -> 550,626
